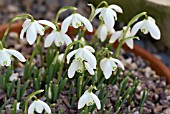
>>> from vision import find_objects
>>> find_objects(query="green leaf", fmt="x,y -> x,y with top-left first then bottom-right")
20,80 -> 30,98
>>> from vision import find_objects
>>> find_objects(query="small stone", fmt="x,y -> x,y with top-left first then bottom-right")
154,105 -> 162,113
7,5 -> 19,13
163,108 -> 170,114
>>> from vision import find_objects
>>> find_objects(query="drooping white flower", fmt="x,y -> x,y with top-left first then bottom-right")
0,48 -> 26,66
9,73 -> 19,81
109,27 -> 136,49
20,19 -> 56,45
58,53 -> 64,62
78,90 -> 101,110
131,16 -> 161,40
68,59 -> 95,78
44,30 -> 72,47
67,46 -> 96,69
96,24 -> 115,42
61,13 -> 93,33
17,102 -> 20,111
94,4 -> 123,30
28,99 -> 51,114
100,57 -> 124,79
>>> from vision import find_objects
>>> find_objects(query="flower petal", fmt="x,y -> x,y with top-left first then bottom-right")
37,20 -> 56,30
34,21 -> 45,36
5,49 -> 26,62
28,102 -> 35,114
20,26 -> 28,39
109,31 -> 122,43
111,58 -> 124,70
22,19 -> 31,28
44,30 -> 56,47
38,100 -> 51,114
99,25 -> 108,42
85,62 -> 94,75
84,46 -> 95,53
35,101 -> 44,113
0,49 -> 11,66
26,23 -> 37,45
100,58 -> 112,79
91,93 -> 101,110
68,59 -> 79,78
66,50 -> 78,64
54,32 -> 64,47
84,49 -> 96,69
78,92 -> 88,109
147,21 -> 161,40
77,14 -> 93,32
94,8 -> 103,18
125,38 -> 134,49
61,15 -> 73,33
109,5 -> 123,13
131,21 -> 144,36
62,33 -> 72,46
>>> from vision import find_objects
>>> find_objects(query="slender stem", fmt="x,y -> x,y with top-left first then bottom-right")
96,1 -> 108,8
113,40 -> 123,58
0,42 -> 4,50
85,106 -> 88,114
1,14 -> 34,47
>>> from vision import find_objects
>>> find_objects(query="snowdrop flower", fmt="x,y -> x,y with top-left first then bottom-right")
109,27 -> 136,49
78,89 -> 101,109
67,46 -> 96,69
58,53 -> 64,62
68,59 -> 95,78
131,16 -> 161,40
0,48 -> 26,66
17,102 -> 20,111
44,30 -> 72,47
9,73 -> 19,81
20,19 -> 56,45
96,24 -> 115,42
100,57 -> 124,79
28,99 -> 51,114
61,13 -> 93,33
94,4 -> 123,30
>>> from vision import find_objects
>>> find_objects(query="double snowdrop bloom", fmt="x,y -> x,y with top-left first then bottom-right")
20,19 -> 56,45
78,90 -> 101,110
0,48 -> 26,66
61,13 -> 93,33
109,27 -> 136,49
94,4 -> 123,30
68,59 -> 95,78
67,46 -> 96,69
131,16 -> 161,40
28,99 -> 51,114
44,30 -> 72,47
96,24 -> 115,42
100,57 -> 124,79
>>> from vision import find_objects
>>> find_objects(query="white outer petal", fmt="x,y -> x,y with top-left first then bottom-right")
109,31 -> 122,43
78,91 -> 88,109
99,25 -> 108,42
54,32 -> 64,47
5,49 -> 26,62
35,101 -> 44,113
111,58 -> 124,70
62,33 -> 72,46
100,58 -> 112,79
125,38 -> 134,49
147,21 -> 161,40
68,59 -> 79,78
38,100 -> 51,114
91,92 -> 101,110
94,8 -> 103,18
34,21 -> 45,36
85,62 -> 94,75
66,50 -> 78,64
28,101 -> 35,114
26,23 -> 37,45
109,5 -> 123,13
84,46 -> 95,53
20,22 -> 30,39
58,53 -> 64,62
0,49 -> 11,66
77,14 -> 93,32
131,21 -> 144,36
37,20 -> 56,30
61,15 -> 73,33
44,30 -> 56,47
22,19 -> 31,28
84,49 -> 96,69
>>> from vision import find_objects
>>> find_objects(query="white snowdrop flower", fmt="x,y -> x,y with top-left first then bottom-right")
109,27 -> 136,49
131,16 -> 161,40
20,19 -> 56,45
58,53 -> 64,62
96,24 -> 115,42
68,59 -> 95,78
17,102 -> 20,111
44,30 -> 72,47
67,46 -> 96,69
78,90 -> 101,110
94,4 -> 123,30
9,73 -> 19,81
28,99 -> 51,114
100,57 -> 124,79
61,13 -> 93,33
0,48 -> 26,66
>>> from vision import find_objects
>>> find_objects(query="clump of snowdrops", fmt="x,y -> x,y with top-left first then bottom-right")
0,1 -> 160,114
